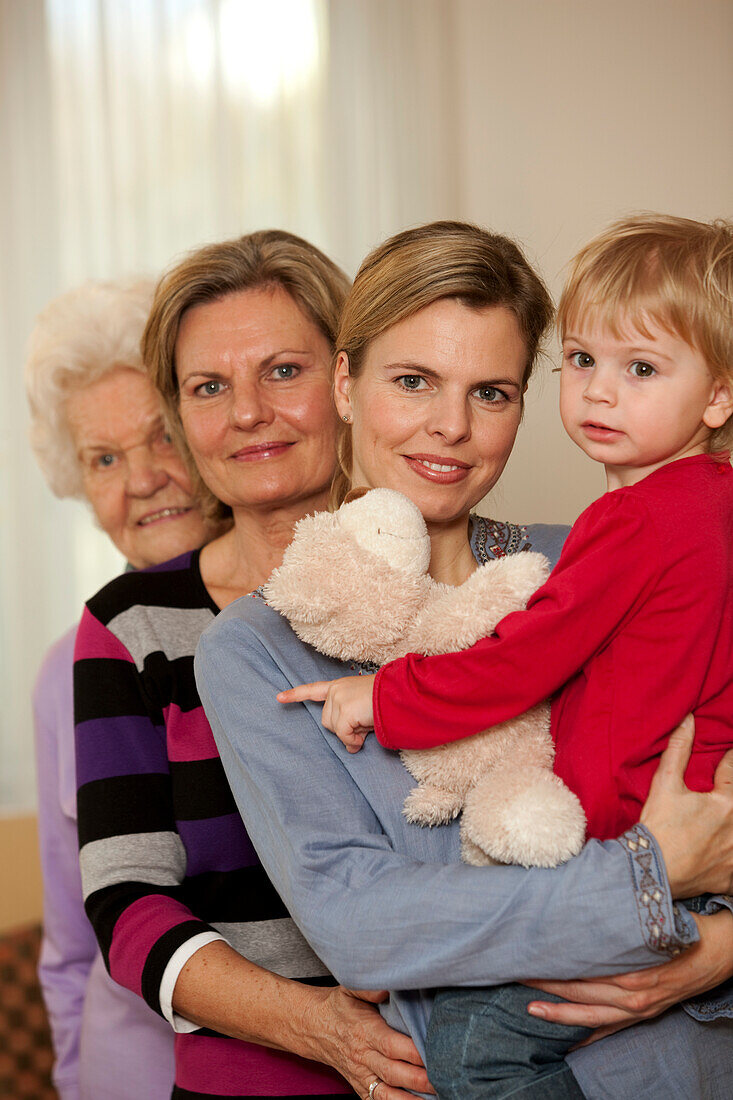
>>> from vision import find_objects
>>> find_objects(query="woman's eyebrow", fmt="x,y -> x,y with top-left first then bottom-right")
481,377 -> 521,389
180,367 -> 228,380
260,349 -> 312,366
381,361 -> 441,380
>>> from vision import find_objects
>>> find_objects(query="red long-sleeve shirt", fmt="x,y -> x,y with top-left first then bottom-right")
374,454 -> 733,839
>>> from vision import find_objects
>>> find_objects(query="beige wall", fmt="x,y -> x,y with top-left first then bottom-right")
0,814 -> 43,933
453,0 -> 733,524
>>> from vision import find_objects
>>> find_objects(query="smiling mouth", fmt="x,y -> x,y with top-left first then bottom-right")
138,507 -> 192,527
417,460 -> 463,472
403,453 -> 472,483
230,442 -> 294,460
407,454 -> 471,472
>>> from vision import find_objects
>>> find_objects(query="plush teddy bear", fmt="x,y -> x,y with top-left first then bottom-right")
265,487 -> 586,868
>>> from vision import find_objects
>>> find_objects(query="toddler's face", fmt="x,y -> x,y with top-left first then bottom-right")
559,314 -> 732,489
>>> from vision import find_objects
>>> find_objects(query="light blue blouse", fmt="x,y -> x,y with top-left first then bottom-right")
196,521 -> 732,1098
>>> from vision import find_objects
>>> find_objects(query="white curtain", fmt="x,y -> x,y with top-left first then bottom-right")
1,0 -> 458,807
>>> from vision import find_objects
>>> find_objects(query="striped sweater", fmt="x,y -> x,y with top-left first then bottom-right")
74,550 -> 352,1100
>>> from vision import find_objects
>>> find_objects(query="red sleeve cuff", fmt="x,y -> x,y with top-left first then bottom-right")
373,662 -> 399,750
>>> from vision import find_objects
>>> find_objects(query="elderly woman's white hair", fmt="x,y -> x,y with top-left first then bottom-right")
25,278 -> 156,498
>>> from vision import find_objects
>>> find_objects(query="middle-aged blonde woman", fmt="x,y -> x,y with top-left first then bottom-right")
196,222 -> 733,1100
26,278 -> 214,1100
72,232 -> 433,1100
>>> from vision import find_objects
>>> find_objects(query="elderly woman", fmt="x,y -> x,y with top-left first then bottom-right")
196,222 -> 733,1100
72,232 -> 432,1100
26,278 -> 214,1099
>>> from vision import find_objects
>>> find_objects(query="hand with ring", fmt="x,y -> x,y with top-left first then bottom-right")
297,985 -> 433,1098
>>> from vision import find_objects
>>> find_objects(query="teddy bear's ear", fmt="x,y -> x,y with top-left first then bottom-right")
264,510 -> 345,623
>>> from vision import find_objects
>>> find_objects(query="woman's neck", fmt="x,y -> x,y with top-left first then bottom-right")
200,492 -> 330,608
426,514 -> 477,586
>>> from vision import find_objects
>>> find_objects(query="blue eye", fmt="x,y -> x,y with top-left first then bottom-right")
96,453 -> 116,469
398,375 -> 425,391
195,379 -> 223,397
475,386 -> 504,403
271,363 -> 299,379
630,361 -> 655,378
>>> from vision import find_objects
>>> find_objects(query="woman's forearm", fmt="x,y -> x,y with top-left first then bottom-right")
525,908 -> 733,1030
172,940 -> 329,1058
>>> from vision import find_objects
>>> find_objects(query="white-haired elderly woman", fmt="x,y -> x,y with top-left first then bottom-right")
26,279 -> 214,1100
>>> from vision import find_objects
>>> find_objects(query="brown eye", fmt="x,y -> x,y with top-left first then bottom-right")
630,361 -> 655,378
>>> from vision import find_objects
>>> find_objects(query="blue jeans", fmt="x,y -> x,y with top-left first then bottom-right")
426,984 -> 589,1099
426,895 -> 710,1099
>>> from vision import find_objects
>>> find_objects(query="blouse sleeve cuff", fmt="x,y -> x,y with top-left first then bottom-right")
159,931 -> 225,1032
615,824 -> 698,957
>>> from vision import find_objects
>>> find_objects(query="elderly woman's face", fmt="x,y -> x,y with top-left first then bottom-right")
334,299 -> 527,527
66,367 -> 210,569
175,286 -> 338,514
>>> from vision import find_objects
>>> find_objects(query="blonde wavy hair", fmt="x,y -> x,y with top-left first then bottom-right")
331,221 -> 554,507
24,278 -> 156,498
143,230 -> 351,523
558,213 -> 733,447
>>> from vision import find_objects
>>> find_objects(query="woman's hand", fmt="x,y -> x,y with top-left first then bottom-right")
175,945 -> 432,1097
639,714 -> 733,897
300,985 -> 434,1098
277,675 -> 376,752
523,908 -> 733,1044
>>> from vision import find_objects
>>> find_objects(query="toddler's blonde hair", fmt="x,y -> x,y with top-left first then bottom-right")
558,213 -> 733,446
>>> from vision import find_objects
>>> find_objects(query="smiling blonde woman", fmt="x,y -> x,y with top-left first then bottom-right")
72,231 -> 432,1100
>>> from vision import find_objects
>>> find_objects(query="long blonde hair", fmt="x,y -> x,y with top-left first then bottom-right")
331,221 -> 554,507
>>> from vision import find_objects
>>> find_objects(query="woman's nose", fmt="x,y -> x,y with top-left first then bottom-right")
125,447 -> 169,497
426,394 -> 471,444
230,379 -> 274,430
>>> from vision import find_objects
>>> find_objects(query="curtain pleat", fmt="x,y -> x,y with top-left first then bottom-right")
2,0 -> 458,807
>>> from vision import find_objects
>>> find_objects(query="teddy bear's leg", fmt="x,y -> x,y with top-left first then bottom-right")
402,783 -> 464,827
459,820 -> 500,866
462,766 -> 586,869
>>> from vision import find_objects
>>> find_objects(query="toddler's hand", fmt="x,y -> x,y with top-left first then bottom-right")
277,675 -> 377,752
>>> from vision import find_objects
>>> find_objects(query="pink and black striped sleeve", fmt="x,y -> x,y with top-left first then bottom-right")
74,604 -> 213,1018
